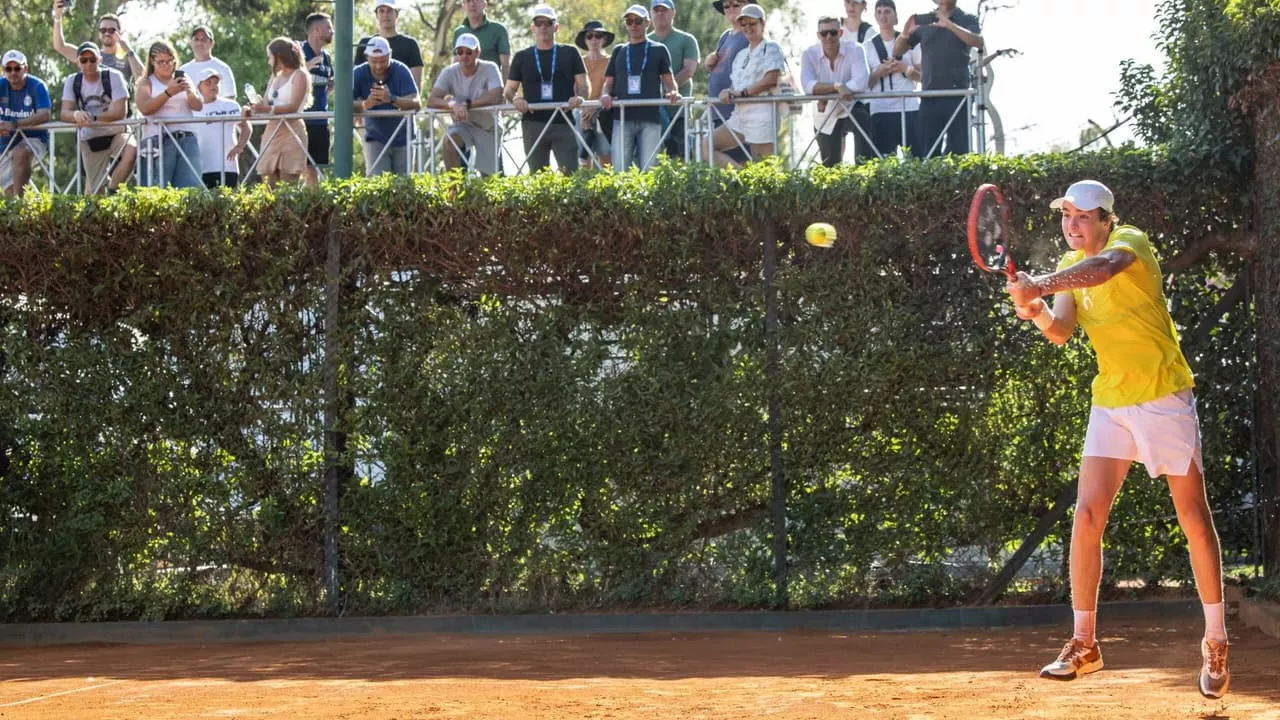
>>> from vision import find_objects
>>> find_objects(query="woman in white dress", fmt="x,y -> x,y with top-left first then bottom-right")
706,4 -> 785,168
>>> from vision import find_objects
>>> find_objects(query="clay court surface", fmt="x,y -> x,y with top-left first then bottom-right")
1,618 -> 1278,719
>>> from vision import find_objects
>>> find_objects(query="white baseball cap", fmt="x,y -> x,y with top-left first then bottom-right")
374,0 -> 397,10
1049,180 -> 1115,213
623,4 -> 650,19
531,4 -> 557,21
739,3 -> 765,21
198,67 -> 221,82
2,50 -> 27,67
365,36 -> 392,58
454,33 -> 480,51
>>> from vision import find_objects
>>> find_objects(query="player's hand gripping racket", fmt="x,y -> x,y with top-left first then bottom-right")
967,184 -> 1016,280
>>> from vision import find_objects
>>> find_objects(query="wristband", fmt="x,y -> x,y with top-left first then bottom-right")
465,98 -> 472,109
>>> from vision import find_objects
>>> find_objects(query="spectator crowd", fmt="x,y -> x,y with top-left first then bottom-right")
0,0 -> 982,196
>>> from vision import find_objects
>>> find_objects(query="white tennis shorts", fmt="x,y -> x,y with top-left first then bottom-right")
1083,388 -> 1204,478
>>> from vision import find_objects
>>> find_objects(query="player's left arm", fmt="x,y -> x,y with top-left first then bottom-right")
1007,248 -> 1136,305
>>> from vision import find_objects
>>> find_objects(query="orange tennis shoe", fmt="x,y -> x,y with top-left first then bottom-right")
1039,638 -> 1104,680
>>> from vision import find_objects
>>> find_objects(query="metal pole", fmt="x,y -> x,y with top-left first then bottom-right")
334,0 -> 355,179
763,221 -> 787,608
322,0 -> 355,615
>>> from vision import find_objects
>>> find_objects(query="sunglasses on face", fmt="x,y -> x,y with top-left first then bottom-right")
818,29 -> 839,37
624,17 -> 646,25
3,65 -> 22,73
79,56 -> 99,64
99,27 -> 118,34
455,48 -> 475,55
585,32 -> 606,40
737,19 -> 760,28
532,18 -> 554,27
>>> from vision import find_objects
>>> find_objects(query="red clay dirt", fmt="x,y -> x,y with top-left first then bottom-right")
2,617 -> 1277,719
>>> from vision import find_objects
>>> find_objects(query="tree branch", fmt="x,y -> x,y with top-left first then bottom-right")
1165,229 -> 1256,272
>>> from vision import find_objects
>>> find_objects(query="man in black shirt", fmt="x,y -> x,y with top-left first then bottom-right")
355,0 -> 425,89
893,0 -> 982,157
599,5 -> 681,171
502,4 -> 587,174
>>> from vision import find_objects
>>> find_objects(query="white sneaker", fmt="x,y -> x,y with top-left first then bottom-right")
1198,637 -> 1230,699
1039,639 -> 1104,680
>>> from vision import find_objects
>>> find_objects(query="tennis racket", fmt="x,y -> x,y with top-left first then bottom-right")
967,183 -> 1017,280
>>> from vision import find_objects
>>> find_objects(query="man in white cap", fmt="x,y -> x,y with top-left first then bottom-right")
0,50 -> 51,196
60,41 -> 136,194
356,0 -> 424,88
181,26 -> 237,100
192,68 -> 250,188
502,4 -> 588,174
599,5 -> 681,171
354,35 -> 421,175
1007,180 -> 1230,699
428,33 -> 503,175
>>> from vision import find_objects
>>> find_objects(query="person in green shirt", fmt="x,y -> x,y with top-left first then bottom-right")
1007,180 -> 1230,699
645,0 -> 698,158
454,0 -> 511,80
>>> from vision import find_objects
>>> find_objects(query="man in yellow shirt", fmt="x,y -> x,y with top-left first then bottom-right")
1006,180 -> 1229,699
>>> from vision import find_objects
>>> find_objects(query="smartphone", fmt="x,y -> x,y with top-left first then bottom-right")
58,0 -> 74,9
174,69 -> 185,79
912,12 -> 936,25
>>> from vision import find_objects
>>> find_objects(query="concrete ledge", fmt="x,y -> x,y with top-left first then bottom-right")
0,600 -> 1200,647
1238,596 -> 1280,639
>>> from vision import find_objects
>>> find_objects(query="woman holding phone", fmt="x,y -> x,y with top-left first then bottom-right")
136,40 -> 203,187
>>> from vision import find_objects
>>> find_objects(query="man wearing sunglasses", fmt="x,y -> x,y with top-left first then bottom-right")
0,50 -> 51,196
599,5 -> 680,172
428,33 -> 503,175
800,16 -> 869,167
503,4 -> 587,174
453,0 -> 511,81
52,2 -> 142,83
61,41 -> 136,194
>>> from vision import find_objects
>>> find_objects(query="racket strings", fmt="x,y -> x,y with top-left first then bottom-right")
977,200 -> 1009,271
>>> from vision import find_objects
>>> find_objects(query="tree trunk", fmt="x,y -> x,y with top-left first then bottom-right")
1248,63 -> 1280,575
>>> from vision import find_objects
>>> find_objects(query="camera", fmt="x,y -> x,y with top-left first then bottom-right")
912,12 -> 936,25
174,69 -> 185,79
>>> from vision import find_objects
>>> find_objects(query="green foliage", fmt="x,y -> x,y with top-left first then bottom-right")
1117,0 -> 1280,169
0,152 -> 1256,620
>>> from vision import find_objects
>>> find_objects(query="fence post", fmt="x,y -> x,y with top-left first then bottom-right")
763,220 -> 787,607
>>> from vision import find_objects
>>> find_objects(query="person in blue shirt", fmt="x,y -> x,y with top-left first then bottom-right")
0,50 -> 51,196
353,36 -> 420,175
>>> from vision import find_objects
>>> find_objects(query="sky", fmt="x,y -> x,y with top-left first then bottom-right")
121,0 -> 1168,156
795,0 -> 1168,154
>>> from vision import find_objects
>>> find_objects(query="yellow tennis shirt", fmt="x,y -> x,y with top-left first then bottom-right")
1056,225 -> 1195,408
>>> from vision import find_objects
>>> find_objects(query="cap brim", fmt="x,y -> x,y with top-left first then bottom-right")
1048,197 -> 1067,210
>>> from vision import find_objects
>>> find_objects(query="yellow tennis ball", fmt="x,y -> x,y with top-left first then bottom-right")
805,222 -> 836,248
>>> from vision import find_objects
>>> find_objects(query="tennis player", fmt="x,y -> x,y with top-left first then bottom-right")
1005,180 -> 1229,698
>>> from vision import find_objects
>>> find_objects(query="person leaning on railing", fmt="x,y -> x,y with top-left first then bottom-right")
893,0 -> 982,158
706,3 -> 782,168
0,50 -> 52,197
136,40 -> 204,188
574,19 -> 614,169
60,41 -> 136,195
800,16 -> 869,167
598,5 -> 681,173
502,4 -> 587,175
427,33 -> 504,176
353,36 -> 420,176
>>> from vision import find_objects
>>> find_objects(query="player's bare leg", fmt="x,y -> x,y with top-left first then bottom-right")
1167,464 -> 1229,698
1041,456 -> 1127,680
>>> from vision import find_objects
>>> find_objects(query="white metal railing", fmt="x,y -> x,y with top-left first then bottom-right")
5,87 -> 980,193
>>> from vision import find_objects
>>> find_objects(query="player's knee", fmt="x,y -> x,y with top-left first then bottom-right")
1073,503 -> 1110,537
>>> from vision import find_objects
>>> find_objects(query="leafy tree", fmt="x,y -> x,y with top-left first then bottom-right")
1118,0 -> 1280,574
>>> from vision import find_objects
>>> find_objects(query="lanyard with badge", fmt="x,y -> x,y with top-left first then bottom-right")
625,41 -> 648,96
535,44 -> 557,100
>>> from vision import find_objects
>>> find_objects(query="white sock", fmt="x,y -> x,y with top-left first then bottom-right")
1203,602 -> 1228,643
1072,609 -> 1097,645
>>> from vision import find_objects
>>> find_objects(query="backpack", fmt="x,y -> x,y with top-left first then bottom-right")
73,66 -> 129,115
870,33 -> 900,92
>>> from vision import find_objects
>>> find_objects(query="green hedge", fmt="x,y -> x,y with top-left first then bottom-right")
0,150 -> 1256,620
